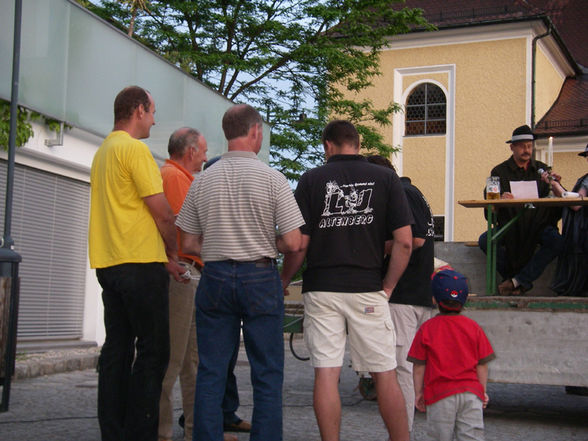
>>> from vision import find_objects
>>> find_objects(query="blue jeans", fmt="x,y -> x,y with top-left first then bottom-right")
222,343 -> 241,425
193,260 -> 284,441
479,225 -> 564,290
96,263 -> 170,441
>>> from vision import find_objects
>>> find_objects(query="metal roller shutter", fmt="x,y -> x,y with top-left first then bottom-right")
0,161 -> 89,340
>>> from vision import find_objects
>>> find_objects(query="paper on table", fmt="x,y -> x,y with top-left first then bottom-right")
510,181 -> 539,199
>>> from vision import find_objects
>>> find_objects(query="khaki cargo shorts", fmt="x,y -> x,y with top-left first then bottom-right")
303,290 -> 397,372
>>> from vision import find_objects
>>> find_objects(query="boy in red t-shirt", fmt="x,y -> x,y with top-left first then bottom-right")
408,269 -> 495,441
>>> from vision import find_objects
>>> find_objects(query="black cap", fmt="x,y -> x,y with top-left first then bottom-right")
506,125 -> 535,144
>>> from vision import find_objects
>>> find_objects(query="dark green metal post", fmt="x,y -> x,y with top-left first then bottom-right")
1,0 -> 24,413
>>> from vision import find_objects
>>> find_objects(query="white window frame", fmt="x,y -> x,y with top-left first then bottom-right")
393,65 -> 456,241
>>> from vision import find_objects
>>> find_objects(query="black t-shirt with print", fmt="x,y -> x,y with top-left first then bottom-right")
389,178 -> 434,307
295,154 -> 413,293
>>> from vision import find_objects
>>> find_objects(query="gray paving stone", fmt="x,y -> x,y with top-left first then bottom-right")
1,340 -> 587,440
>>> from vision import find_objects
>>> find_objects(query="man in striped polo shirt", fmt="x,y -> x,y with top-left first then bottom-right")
176,104 -> 304,441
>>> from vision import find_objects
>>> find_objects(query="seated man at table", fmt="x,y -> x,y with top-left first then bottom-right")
478,124 -> 564,295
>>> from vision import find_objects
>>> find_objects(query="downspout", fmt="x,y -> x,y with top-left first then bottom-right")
531,24 -> 552,129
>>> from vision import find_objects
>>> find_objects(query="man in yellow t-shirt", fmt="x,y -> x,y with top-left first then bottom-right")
89,86 -> 185,441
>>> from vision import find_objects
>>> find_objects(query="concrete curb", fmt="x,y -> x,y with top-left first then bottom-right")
14,347 -> 100,380
12,335 -> 292,381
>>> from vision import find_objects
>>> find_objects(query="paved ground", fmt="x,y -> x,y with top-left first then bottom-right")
1,339 -> 587,440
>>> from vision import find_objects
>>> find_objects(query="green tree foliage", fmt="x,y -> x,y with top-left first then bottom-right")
80,0 -> 429,180
0,100 -> 68,150
0,101 -> 34,150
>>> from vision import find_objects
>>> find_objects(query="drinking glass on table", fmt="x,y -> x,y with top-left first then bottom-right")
486,177 -> 500,200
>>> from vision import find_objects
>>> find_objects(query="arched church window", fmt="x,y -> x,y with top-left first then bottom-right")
405,83 -> 446,136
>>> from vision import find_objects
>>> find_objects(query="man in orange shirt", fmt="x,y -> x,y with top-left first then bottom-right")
159,127 -> 208,441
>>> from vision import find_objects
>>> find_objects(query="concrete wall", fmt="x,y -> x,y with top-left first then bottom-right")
445,234 -> 587,387
464,309 -> 588,386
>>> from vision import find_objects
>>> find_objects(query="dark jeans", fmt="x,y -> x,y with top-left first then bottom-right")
193,260 -> 284,441
478,225 -> 564,290
96,263 -> 170,441
222,343 -> 241,425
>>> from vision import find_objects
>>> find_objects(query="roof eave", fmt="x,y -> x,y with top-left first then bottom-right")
410,15 -> 581,75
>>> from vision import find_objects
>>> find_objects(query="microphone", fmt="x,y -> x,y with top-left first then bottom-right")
538,168 -> 553,181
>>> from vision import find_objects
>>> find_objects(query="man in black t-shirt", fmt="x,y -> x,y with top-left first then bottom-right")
390,178 -> 435,432
281,120 -> 413,441
367,156 -> 435,432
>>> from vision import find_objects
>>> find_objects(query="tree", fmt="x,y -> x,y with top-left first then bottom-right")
0,99 -> 66,150
80,0 -> 429,180
122,0 -> 151,37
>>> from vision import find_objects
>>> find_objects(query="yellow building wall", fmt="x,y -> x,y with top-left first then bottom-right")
554,152 -> 588,189
402,73 -> 447,92
343,33 -> 576,242
402,136 -> 446,215
375,38 -> 528,241
400,73 -> 447,216
534,47 -> 565,122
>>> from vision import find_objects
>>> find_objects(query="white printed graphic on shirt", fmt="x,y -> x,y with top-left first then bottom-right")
421,194 -> 435,238
320,180 -> 374,229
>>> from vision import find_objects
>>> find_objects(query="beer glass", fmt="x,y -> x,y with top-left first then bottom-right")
486,177 -> 500,200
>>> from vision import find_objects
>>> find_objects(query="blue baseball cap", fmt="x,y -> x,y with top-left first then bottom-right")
432,269 -> 469,306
